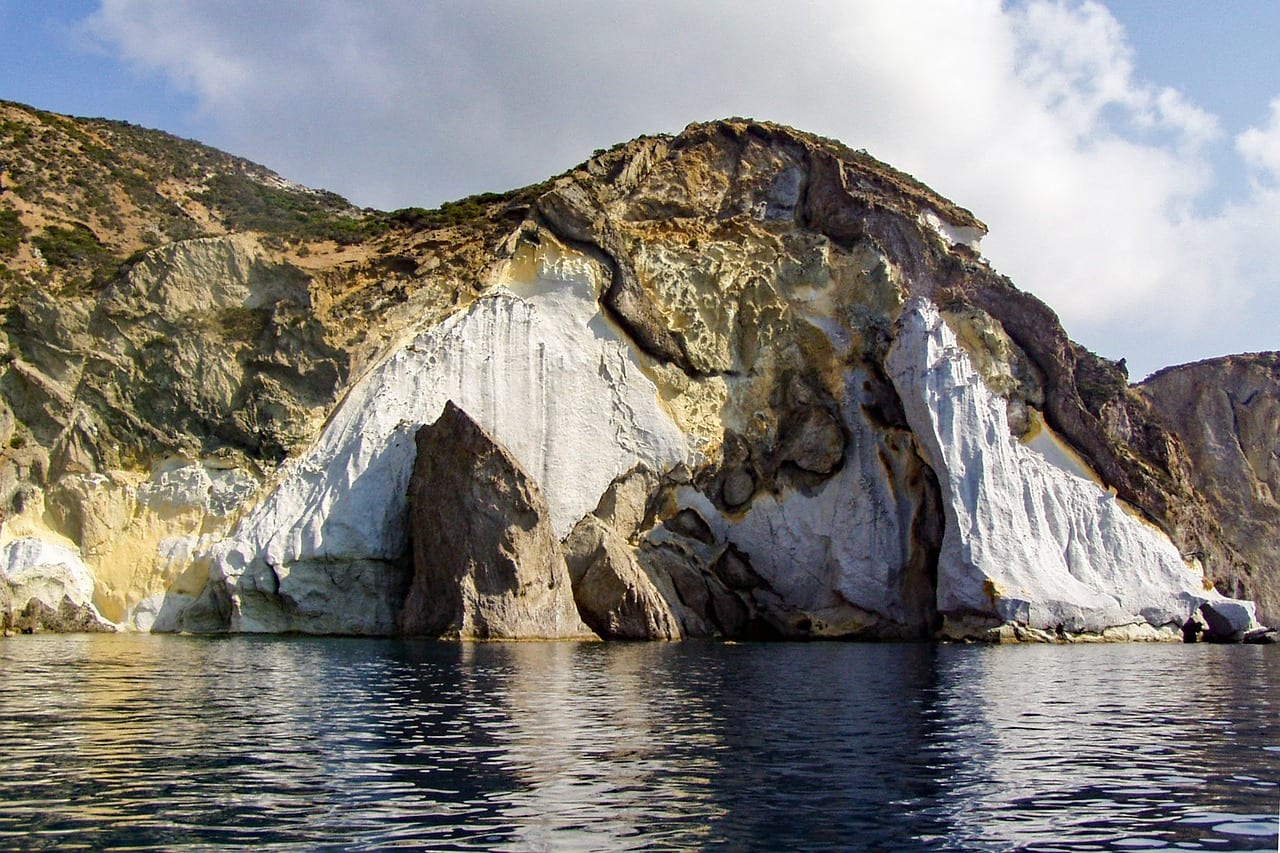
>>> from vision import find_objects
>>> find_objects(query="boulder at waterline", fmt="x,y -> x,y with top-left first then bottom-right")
1,538 -> 114,633
400,401 -> 595,639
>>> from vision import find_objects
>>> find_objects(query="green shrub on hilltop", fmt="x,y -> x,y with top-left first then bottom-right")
388,180 -> 555,231
198,173 -> 385,244
0,209 -> 23,255
3,101 -> 392,250
32,222 -> 111,269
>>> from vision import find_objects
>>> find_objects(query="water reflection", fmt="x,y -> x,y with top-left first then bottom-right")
927,644 -> 1280,852
0,636 -> 1275,851
694,643 -> 958,848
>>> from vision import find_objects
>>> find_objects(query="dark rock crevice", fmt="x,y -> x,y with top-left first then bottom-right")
534,186 -> 699,374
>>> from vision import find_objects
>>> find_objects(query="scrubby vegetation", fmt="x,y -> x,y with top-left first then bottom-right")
216,305 -> 272,341
31,223 -> 111,269
0,209 -> 22,255
387,179 -> 555,231
0,99 -> 389,268
198,173 -> 385,244
1073,345 -> 1129,415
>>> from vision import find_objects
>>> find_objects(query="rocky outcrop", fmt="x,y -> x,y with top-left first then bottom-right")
0,105 -> 1271,641
178,240 -> 687,634
1,538 -> 114,633
1139,354 -> 1280,626
400,402 -> 592,639
0,100 -> 508,631
1197,598 -> 1264,643
562,468 -> 682,640
888,300 -> 1233,639
564,515 -> 681,640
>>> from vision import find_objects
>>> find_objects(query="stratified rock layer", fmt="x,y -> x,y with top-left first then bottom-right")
400,402 -> 592,639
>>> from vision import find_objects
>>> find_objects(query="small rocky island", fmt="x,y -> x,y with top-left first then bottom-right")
0,100 -> 1273,642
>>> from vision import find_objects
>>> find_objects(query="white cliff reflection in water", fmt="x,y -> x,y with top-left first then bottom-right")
0,636 -> 1275,851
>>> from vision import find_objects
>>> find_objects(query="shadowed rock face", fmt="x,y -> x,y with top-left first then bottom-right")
1139,354 -> 1280,626
8,597 -> 115,634
400,401 -> 593,639
563,515 -> 681,640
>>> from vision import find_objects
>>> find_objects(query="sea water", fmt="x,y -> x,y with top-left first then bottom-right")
0,635 -> 1275,851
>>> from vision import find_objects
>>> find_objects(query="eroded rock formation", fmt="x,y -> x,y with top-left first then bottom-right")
0,101 -> 1271,641
889,300 -> 1219,639
1,538 -> 114,633
400,402 -> 592,639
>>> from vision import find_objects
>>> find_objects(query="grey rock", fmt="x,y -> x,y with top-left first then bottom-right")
1199,598 -> 1259,641
11,596 -> 115,634
636,544 -> 715,637
707,580 -> 750,636
781,408 -> 845,475
591,466 -> 657,538
664,557 -> 711,616
721,467 -> 755,508
712,545 -> 763,591
1243,626 -> 1276,644
665,508 -> 716,544
399,402 -> 594,639
563,515 -> 681,640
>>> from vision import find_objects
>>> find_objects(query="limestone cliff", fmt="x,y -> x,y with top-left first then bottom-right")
0,100 -> 1269,641
0,99 -> 513,629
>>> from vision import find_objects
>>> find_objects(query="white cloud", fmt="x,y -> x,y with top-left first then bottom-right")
1237,97 -> 1280,182
83,0 -> 1278,377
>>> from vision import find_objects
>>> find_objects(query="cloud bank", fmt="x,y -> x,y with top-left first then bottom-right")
84,0 -> 1278,377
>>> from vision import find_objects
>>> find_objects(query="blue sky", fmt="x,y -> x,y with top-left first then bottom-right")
1104,1 -> 1279,204
1,1 -> 192,130
1107,1 -> 1276,129
1,1 -> 1277,378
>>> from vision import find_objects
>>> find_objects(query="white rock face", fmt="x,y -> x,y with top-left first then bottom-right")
190,242 -> 687,632
888,298 -> 1215,635
136,461 -> 258,517
729,369 -> 932,635
918,209 -> 985,252
1,537 -> 104,617
1199,598 -> 1259,638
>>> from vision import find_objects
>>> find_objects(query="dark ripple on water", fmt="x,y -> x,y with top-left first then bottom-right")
0,635 -> 1275,851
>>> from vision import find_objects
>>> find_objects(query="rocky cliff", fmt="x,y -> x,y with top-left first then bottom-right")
1138,355 -> 1280,626
0,100 -> 1270,641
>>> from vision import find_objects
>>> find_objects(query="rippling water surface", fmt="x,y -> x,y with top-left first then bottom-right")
0,636 -> 1275,851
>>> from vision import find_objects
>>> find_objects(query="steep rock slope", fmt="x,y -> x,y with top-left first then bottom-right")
1139,355 -> 1280,626
0,103 -> 1268,640
0,99 -> 517,628
890,301 -> 1216,639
